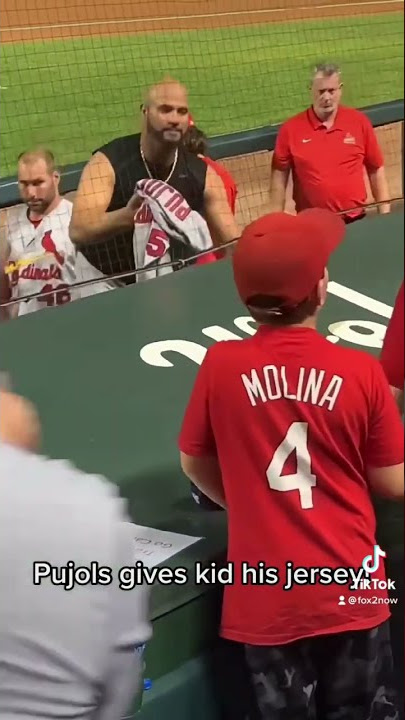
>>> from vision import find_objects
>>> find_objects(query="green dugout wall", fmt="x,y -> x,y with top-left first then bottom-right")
0,211 -> 403,718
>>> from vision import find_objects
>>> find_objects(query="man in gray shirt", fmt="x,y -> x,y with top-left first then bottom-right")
0,393 -> 152,719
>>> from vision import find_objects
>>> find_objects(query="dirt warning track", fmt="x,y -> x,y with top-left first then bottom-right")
1,0 -> 402,42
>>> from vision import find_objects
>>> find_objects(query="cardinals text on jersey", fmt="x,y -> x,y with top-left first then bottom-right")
6,198 -> 78,315
5,198 -> 120,315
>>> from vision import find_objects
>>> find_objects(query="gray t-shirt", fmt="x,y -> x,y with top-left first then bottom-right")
0,443 -> 152,719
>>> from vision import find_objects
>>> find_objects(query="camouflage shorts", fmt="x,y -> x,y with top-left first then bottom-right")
244,620 -> 399,720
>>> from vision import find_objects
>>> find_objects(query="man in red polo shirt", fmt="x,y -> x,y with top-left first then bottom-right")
178,209 -> 403,718
380,280 -> 404,411
270,63 -> 391,221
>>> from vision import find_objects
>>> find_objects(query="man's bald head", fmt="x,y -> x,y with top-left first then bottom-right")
18,148 -> 56,173
142,78 -> 190,147
143,78 -> 188,108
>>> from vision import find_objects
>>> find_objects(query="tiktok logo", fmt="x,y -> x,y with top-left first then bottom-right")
362,545 -> 386,574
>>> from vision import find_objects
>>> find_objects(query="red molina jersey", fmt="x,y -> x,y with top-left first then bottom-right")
380,281 -> 404,391
179,326 -> 404,645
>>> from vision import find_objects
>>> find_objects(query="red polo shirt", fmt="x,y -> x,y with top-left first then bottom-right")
272,105 -> 384,218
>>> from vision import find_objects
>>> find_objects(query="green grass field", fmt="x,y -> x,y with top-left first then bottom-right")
0,12 -> 403,177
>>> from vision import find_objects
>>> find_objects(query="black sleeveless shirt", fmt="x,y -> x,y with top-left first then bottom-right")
80,133 -> 207,283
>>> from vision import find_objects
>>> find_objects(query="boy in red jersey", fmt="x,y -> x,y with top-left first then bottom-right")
178,209 -> 403,719
380,280 -> 404,412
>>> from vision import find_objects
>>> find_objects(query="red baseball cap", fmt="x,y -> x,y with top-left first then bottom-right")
232,209 -> 346,311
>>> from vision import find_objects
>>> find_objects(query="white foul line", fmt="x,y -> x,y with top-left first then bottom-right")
328,281 -> 393,318
1,0 -> 402,33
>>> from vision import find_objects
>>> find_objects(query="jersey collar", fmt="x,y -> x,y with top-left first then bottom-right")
255,324 -> 319,340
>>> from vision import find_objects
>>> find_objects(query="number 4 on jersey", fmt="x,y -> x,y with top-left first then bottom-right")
266,422 -> 316,509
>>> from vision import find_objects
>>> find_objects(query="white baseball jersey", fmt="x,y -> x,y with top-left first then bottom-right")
133,178 -> 213,282
6,198 -> 116,316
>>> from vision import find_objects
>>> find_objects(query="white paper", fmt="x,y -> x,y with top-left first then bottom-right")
131,523 -> 202,568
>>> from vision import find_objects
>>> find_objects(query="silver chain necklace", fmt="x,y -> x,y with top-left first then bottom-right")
140,144 -> 179,183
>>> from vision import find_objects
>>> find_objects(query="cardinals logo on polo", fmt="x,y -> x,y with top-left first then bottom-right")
343,132 -> 356,144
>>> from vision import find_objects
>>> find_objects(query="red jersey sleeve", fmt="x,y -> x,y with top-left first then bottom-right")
227,180 -> 238,215
272,122 -> 292,171
220,170 -> 237,215
203,157 -> 237,214
380,281 -> 404,390
363,115 -> 384,172
365,358 -> 404,468
178,351 -> 217,457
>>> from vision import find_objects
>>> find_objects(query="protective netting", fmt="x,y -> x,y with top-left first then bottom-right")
0,0 -> 403,176
0,0 -> 403,317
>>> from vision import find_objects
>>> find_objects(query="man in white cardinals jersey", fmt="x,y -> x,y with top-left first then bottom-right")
1,149 -> 118,318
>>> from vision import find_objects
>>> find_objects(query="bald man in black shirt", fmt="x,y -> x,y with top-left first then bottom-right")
70,78 -> 240,282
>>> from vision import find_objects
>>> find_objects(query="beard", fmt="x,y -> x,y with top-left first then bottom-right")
162,128 -> 182,143
27,199 -> 49,214
146,117 -> 183,146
